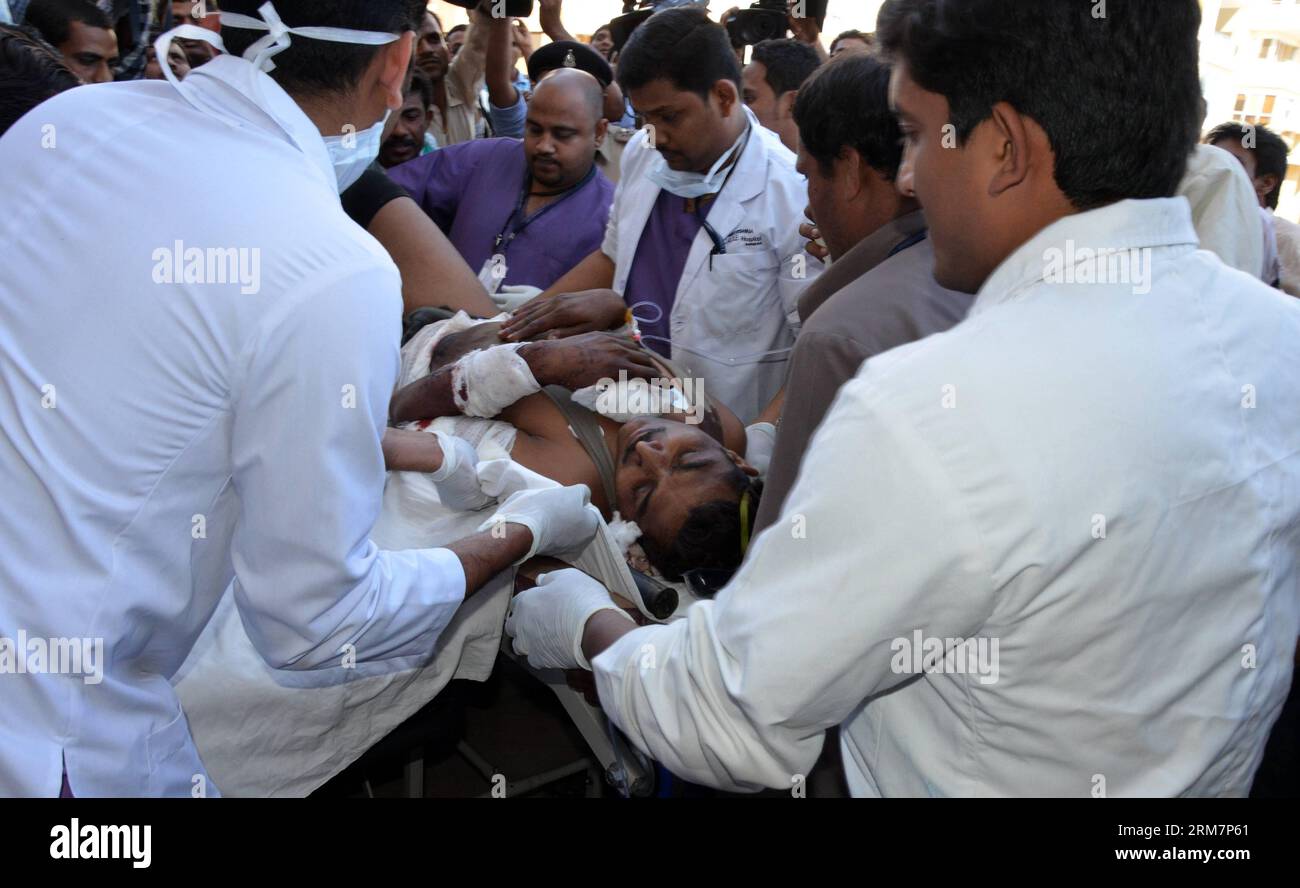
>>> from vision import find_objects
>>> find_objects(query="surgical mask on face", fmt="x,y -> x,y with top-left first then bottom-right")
323,110 -> 391,191
153,2 -> 402,192
645,122 -> 751,199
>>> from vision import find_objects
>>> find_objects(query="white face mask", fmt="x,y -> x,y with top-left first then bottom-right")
322,110 -> 391,191
153,2 -> 402,193
646,121 -> 751,199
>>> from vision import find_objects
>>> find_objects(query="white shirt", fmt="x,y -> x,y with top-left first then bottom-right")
602,108 -> 822,423
0,57 -> 467,797
1177,144 -> 1265,280
593,197 -> 1300,796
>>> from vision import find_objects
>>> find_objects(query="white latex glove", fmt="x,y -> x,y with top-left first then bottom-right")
743,421 -> 777,477
506,569 -> 636,670
477,485 -> 600,563
428,431 -> 494,511
476,456 -> 557,502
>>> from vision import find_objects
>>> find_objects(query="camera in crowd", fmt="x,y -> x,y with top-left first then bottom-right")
725,0 -> 828,47
608,0 -> 710,52
443,0 -> 536,17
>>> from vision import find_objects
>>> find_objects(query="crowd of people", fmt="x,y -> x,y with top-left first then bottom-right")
0,0 -> 1297,798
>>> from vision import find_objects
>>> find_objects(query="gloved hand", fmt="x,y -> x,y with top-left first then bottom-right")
743,422 -> 777,477
477,484 -> 600,563
476,456 -> 556,502
506,569 -> 636,670
428,432 -> 494,511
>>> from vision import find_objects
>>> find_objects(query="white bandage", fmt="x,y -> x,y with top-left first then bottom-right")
571,376 -> 692,423
744,422 -> 777,476
451,344 -> 541,418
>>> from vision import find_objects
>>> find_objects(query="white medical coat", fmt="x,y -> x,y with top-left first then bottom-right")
603,108 -> 821,423
0,56 -> 467,797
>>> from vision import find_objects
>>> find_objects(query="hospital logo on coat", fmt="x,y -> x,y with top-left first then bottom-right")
151,240 -> 262,295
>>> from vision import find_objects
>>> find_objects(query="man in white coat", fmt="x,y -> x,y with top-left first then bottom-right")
0,0 -> 599,797
498,7 -> 822,424
505,0 -> 1300,796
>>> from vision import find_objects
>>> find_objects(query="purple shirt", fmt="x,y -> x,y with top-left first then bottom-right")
623,190 -> 715,357
387,138 -> 614,290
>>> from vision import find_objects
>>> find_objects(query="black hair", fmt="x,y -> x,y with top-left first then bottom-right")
406,69 -> 433,110
616,7 -> 741,102
221,0 -> 424,97
751,38 -> 820,99
446,24 -> 468,38
1206,121 -> 1290,210
794,51 -> 901,180
640,463 -> 762,583
25,0 -> 111,47
0,24 -> 80,136
830,28 -> 873,53
877,0 -> 1203,211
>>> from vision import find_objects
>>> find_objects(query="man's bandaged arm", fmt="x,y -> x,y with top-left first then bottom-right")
390,342 -> 554,424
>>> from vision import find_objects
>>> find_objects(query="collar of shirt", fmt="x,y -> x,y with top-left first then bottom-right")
797,208 -> 929,322
179,54 -> 336,195
971,197 -> 1199,318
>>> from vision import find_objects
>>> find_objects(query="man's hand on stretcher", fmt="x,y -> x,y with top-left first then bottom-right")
498,289 -> 628,343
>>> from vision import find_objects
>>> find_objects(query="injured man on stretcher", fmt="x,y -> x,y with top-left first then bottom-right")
382,313 -> 765,615
171,312 -> 766,795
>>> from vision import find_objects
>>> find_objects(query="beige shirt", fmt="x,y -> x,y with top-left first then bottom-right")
428,18 -> 487,148
754,211 -> 973,533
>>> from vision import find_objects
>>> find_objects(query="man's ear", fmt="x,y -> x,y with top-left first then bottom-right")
984,100 -> 1034,199
714,79 -> 740,117
839,146 -> 868,201
724,448 -> 761,478
777,89 -> 798,121
595,117 -> 609,149
380,33 -> 416,110
1257,174 -> 1280,208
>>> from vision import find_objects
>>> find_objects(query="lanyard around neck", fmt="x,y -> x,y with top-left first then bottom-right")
494,164 -> 598,252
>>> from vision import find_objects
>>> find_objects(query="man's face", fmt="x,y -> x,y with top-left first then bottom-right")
380,90 -> 432,167
447,29 -> 466,58
797,144 -> 851,261
416,14 -> 449,82
1212,137 -> 1269,209
59,21 -> 118,84
613,418 -> 746,558
171,1 -> 202,27
741,61 -> 781,135
629,78 -> 735,173
890,61 -> 993,293
524,85 -> 602,190
591,28 -> 614,60
143,42 -> 191,80
176,37 -> 217,70
830,37 -> 871,59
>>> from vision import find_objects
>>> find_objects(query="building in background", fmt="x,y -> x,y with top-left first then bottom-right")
1201,0 -> 1299,220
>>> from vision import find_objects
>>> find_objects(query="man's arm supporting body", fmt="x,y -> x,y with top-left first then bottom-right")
228,264 -> 529,681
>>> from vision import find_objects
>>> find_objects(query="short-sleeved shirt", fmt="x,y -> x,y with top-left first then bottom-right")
340,164 -> 408,230
387,137 -> 614,290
